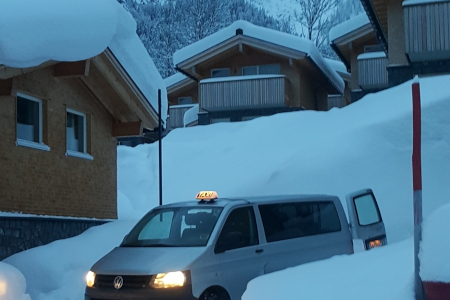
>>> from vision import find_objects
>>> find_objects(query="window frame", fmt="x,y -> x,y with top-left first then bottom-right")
211,68 -> 230,78
214,206 -> 259,253
242,64 -> 280,76
66,108 -> 93,160
178,96 -> 193,105
15,92 -> 50,151
258,201 -> 342,243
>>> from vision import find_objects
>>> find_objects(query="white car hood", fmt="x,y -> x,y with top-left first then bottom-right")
91,246 -> 206,275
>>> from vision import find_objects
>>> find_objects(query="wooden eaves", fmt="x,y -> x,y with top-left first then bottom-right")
1,47 -> 161,137
176,34 -> 307,80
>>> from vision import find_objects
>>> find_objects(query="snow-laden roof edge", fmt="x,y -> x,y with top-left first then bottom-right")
357,51 -> 386,60
0,0 -> 167,123
174,20 -> 344,94
164,72 -> 189,88
324,58 -> 349,77
329,13 -> 370,42
403,0 -> 449,6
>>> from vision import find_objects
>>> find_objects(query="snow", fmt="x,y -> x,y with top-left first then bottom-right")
245,239 -> 415,300
174,20 -> 344,93
325,58 -> 349,75
164,72 -> 189,88
200,74 -> 285,83
183,104 -> 199,127
419,203 -> 450,282
3,74 -> 450,299
0,262 -> 30,300
329,13 -> 370,42
0,0 -> 167,124
357,51 -> 387,60
403,0 -> 449,6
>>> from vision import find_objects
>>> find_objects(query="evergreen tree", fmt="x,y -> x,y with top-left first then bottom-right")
120,0 -> 359,76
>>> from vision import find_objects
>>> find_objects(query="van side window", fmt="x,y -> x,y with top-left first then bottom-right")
259,201 -> 341,243
215,207 -> 258,253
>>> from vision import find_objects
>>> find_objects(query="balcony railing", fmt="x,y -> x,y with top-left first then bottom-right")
327,95 -> 346,109
357,52 -> 389,90
404,0 -> 450,62
168,104 -> 195,129
199,75 -> 289,111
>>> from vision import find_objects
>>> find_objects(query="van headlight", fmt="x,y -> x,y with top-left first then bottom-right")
86,271 -> 96,287
151,271 -> 185,288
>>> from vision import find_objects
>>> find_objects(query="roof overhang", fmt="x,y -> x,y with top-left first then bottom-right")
100,48 -> 159,129
176,34 -> 307,77
330,23 -> 375,72
1,49 -> 160,133
360,0 -> 389,54
0,61 -> 58,80
166,76 -> 196,95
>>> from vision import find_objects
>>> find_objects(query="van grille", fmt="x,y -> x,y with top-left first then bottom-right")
95,275 -> 152,289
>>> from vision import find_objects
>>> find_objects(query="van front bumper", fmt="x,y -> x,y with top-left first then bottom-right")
85,284 -> 197,300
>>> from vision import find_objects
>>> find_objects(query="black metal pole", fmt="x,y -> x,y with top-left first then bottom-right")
158,89 -> 162,206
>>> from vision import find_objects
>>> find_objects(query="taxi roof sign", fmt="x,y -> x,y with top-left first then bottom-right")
196,191 -> 218,201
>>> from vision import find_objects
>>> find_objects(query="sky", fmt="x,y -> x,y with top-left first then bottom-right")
1,74 -> 450,300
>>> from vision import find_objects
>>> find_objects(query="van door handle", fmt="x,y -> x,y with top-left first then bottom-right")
255,249 -> 264,254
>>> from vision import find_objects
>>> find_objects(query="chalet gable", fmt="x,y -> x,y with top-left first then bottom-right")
174,20 -> 344,95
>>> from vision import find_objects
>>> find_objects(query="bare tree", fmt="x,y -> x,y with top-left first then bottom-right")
295,0 -> 338,50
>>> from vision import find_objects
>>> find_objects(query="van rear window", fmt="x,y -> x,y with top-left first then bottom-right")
258,201 -> 341,243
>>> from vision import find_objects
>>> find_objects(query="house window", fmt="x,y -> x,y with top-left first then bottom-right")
16,93 -> 50,151
179,97 -> 193,105
211,68 -> 230,78
66,109 -> 92,160
242,64 -> 280,76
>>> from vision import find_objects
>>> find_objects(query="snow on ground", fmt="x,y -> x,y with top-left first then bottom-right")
0,262 -> 30,300
244,239 -> 415,300
3,221 -> 136,300
420,203 -> 450,283
2,75 -> 450,299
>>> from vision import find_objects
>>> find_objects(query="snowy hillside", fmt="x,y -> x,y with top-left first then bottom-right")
3,75 -> 450,300
118,75 -> 450,243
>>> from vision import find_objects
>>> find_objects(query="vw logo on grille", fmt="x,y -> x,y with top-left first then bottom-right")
113,276 -> 124,290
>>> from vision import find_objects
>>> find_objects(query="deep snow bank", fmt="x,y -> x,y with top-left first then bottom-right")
0,262 -> 30,300
118,75 -> 450,243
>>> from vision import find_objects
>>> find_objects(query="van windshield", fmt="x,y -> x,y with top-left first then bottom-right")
121,206 -> 223,247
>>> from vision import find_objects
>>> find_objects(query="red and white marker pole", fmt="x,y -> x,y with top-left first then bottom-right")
412,76 -> 425,300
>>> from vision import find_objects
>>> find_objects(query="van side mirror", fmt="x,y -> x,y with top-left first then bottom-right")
215,231 -> 245,254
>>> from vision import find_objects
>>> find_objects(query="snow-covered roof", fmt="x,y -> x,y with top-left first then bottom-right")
174,20 -> 344,94
164,73 -> 189,88
403,0 -> 448,5
324,58 -> 349,76
329,13 -> 370,42
357,51 -> 387,60
0,0 -> 167,122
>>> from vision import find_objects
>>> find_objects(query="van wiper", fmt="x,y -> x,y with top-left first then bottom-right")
145,243 -> 177,247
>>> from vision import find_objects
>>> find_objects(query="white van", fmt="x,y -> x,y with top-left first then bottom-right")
85,189 -> 387,300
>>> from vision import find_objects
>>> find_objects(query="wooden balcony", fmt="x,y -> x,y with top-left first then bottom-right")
404,0 -> 450,62
168,104 -> 195,129
199,75 -> 289,111
357,52 -> 389,90
327,95 -> 346,109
